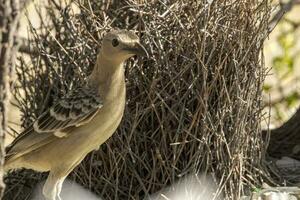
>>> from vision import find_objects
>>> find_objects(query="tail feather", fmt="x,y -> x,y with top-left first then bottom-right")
4,127 -> 56,172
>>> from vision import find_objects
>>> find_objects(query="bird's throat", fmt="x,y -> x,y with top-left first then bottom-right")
88,53 -> 126,101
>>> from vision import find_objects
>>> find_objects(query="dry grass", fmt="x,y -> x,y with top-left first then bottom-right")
5,0 -> 273,199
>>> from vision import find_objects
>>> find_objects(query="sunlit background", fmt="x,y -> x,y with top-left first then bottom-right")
263,1 -> 300,128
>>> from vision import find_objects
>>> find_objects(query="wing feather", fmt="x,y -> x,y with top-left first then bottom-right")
33,86 -> 102,133
6,85 -> 103,160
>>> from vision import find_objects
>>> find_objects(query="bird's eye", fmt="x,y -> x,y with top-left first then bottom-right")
112,39 -> 119,47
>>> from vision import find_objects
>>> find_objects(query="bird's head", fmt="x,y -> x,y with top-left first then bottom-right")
101,30 -> 148,62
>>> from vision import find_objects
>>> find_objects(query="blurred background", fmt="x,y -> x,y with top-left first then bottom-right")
263,0 -> 300,128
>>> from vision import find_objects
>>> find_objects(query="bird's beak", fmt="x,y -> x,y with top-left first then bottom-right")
125,42 -> 149,57
135,42 -> 149,57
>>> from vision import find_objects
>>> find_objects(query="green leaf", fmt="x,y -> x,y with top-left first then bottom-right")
278,32 -> 294,50
263,84 -> 272,92
252,187 -> 261,193
286,92 -> 299,107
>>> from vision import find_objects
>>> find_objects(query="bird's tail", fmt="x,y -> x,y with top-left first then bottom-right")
4,145 -> 23,173
4,155 -> 17,172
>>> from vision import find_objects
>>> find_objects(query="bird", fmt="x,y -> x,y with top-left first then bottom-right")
4,29 -> 148,200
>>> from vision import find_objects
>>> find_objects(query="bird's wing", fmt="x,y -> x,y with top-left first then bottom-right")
5,85 -> 103,160
33,86 -> 103,133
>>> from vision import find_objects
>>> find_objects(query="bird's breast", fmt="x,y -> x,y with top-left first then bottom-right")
84,83 -> 126,149
72,68 -> 126,154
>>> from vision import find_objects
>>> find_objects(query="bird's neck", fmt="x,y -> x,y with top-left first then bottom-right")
88,52 -> 126,100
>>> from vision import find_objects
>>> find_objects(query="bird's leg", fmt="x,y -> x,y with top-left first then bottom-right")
55,176 -> 66,200
52,160 -> 82,200
43,172 -> 58,200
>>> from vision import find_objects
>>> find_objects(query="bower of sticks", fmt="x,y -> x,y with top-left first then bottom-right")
4,0 -> 273,199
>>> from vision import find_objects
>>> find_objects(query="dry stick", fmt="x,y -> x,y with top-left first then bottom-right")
6,1 -> 272,200
0,0 -> 33,197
